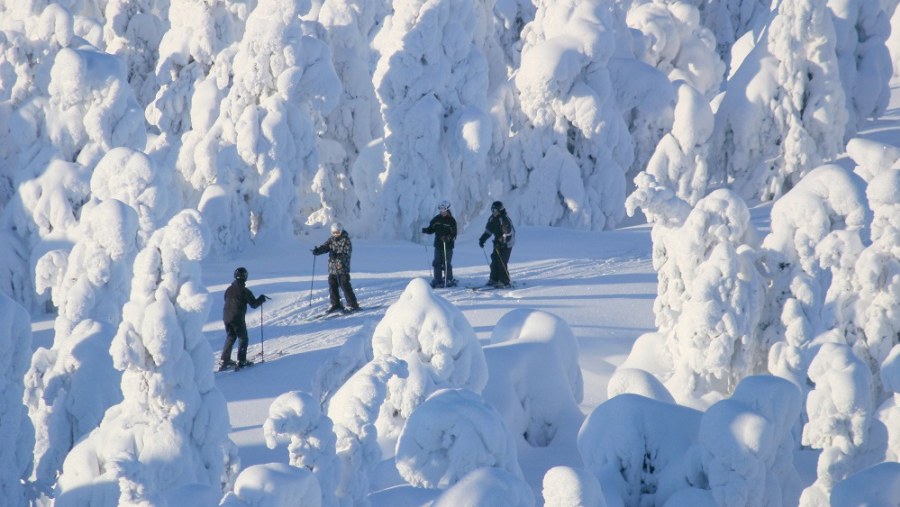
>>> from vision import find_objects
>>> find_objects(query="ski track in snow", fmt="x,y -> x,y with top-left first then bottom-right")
210,254 -> 653,369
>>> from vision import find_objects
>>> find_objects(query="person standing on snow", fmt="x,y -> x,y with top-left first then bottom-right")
220,267 -> 269,371
312,222 -> 360,313
422,200 -> 458,288
478,200 -> 515,288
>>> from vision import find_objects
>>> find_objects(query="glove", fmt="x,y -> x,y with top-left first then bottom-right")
422,227 -> 428,234
479,238 -> 486,248
260,295 -> 270,302
311,248 -> 316,254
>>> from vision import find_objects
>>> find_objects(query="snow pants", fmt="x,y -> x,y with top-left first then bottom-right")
328,273 -> 359,309
222,319 -> 249,363
432,241 -> 454,283
490,245 -> 512,285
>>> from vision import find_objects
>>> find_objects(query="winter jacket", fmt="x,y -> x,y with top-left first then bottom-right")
479,211 -> 515,248
423,213 -> 457,248
313,230 -> 353,275
223,280 -> 265,324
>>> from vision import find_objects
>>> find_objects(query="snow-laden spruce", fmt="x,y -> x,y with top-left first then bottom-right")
625,1 -> 724,100
264,391 -> 339,507
0,294 -> 34,506
633,82 -> 714,208
326,356 -> 408,507
26,199 -> 138,495
764,165 -> 869,400
369,279 -> 488,454
579,375 -> 802,506
828,0 -> 893,138
372,0 -> 492,238
483,309 -> 584,450
1,28 -> 146,311
311,0 -> 393,229
541,466 -> 605,507
178,0 -> 341,254
800,343 -> 878,506
395,388 -> 522,488
54,210 -> 237,505
103,0 -> 168,106
712,0 -> 847,202
147,0 -> 254,138
504,0 -> 632,230
625,189 -> 767,407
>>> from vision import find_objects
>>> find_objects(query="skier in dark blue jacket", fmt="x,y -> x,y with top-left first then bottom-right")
220,267 -> 268,371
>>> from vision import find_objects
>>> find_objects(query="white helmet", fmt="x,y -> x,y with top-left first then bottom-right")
331,222 -> 343,233
438,200 -> 451,211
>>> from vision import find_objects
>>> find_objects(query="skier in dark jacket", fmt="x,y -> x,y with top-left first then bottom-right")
422,200 -> 458,287
220,267 -> 269,371
478,200 -> 515,287
312,222 -> 359,313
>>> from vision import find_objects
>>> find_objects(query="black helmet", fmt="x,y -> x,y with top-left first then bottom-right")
234,267 -> 248,281
491,201 -> 504,212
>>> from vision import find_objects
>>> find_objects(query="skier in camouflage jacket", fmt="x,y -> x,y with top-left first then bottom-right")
312,222 -> 359,313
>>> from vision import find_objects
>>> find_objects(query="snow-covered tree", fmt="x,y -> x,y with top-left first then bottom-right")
578,394 -> 703,506
431,467 -> 535,507
626,188 -> 765,406
626,1 -> 725,100
369,278 -> 488,453
179,0 -> 341,254
395,388 -> 522,488
712,0 -> 847,202
54,210 -> 238,505
326,356 -> 408,507
662,189 -> 766,405
372,0 -> 493,239
0,294 -> 35,505
842,169 -> 900,399
829,461 -> 900,507
541,466 -> 605,507
147,0 -> 254,140
631,81 -> 715,208
580,375 -> 803,506
827,0 -> 892,138
264,391 -> 340,507
102,0 -> 170,106
698,375 -> 803,507
502,0 -> 634,229
695,0 -> 772,69
763,165 -> 869,401
1,35 -> 146,310
877,346 -> 900,461
312,0 -> 393,227
483,309 -> 585,450
222,463 -> 322,507
25,199 -> 138,495
800,343 -> 879,506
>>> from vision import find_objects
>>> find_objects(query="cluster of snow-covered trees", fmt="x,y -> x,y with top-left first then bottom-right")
2,0 -> 900,504
4,0 -> 895,310
623,143 -> 900,505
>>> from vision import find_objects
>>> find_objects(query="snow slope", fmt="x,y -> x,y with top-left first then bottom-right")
202,216 -> 656,487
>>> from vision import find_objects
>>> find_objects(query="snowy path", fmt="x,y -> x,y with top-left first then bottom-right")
202,223 -> 658,468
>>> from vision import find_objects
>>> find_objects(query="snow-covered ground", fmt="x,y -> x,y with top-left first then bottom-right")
24,82 -> 900,505
205,218 -> 658,473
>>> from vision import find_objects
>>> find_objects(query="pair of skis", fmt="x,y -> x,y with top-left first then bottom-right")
306,304 -> 384,321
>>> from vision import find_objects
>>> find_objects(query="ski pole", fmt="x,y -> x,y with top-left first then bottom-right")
494,246 -> 512,284
442,240 -> 449,288
308,254 -> 316,307
259,303 -> 265,363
